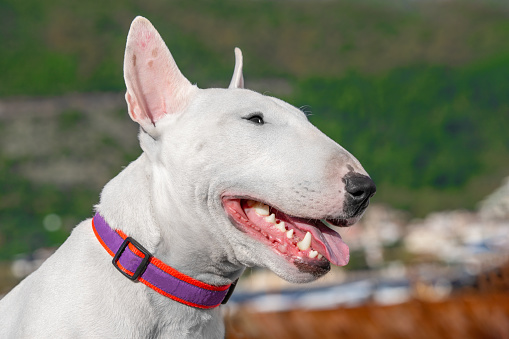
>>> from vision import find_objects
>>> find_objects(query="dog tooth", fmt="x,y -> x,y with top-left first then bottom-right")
317,254 -> 323,259
309,250 -> 318,259
254,203 -> 270,216
286,229 -> 294,239
265,214 -> 276,224
297,232 -> 312,251
275,221 -> 286,232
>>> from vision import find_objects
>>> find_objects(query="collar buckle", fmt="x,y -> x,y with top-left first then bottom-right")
112,236 -> 152,281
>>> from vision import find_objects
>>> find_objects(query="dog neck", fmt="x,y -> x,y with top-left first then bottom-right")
96,153 -> 244,288
91,212 -> 236,308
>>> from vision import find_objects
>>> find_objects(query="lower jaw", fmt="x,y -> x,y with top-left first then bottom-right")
253,237 -> 332,278
265,231 -> 327,260
229,211 -> 332,274
239,221 -> 330,268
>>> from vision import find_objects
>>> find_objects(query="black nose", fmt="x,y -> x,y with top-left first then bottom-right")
344,173 -> 376,210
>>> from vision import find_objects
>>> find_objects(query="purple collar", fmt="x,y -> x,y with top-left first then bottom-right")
92,213 -> 236,309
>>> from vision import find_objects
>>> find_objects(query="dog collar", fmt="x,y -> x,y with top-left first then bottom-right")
92,213 -> 236,309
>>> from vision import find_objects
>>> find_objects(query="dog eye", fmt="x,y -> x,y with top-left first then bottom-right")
245,114 -> 264,125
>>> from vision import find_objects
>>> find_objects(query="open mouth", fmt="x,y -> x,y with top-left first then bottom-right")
222,198 -> 351,271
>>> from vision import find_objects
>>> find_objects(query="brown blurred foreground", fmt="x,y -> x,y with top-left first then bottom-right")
225,263 -> 509,339
225,292 -> 509,339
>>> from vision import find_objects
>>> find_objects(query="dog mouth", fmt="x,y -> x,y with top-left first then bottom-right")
222,198 -> 351,271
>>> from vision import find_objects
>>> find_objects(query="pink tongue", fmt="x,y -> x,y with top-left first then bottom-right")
294,220 -> 350,266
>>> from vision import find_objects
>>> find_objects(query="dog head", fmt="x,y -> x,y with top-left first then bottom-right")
123,17 -> 375,283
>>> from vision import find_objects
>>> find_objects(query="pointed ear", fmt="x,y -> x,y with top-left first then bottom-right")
124,16 -> 196,128
228,47 -> 244,89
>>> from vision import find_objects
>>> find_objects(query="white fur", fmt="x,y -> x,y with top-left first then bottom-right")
0,17 -> 370,338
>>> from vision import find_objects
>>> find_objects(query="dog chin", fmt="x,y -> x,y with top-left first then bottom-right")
269,255 -> 331,283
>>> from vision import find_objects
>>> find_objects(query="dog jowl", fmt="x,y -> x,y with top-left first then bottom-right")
0,16 -> 375,338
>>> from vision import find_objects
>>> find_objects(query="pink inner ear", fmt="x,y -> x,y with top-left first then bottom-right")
124,17 -> 195,126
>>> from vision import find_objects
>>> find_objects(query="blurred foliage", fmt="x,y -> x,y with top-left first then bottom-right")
0,0 -> 509,258
2,0 -> 509,94
0,158 -> 92,258
0,105 -> 140,260
294,55 -> 509,213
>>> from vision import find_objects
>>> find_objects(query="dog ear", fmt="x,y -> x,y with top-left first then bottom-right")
124,16 -> 197,127
228,47 -> 244,89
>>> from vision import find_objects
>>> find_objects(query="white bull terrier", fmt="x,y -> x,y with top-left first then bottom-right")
0,16 -> 375,338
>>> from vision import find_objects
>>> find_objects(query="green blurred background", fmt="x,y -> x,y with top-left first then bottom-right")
0,0 -> 508,261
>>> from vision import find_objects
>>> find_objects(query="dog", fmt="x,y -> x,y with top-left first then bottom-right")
0,16 -> 375,338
